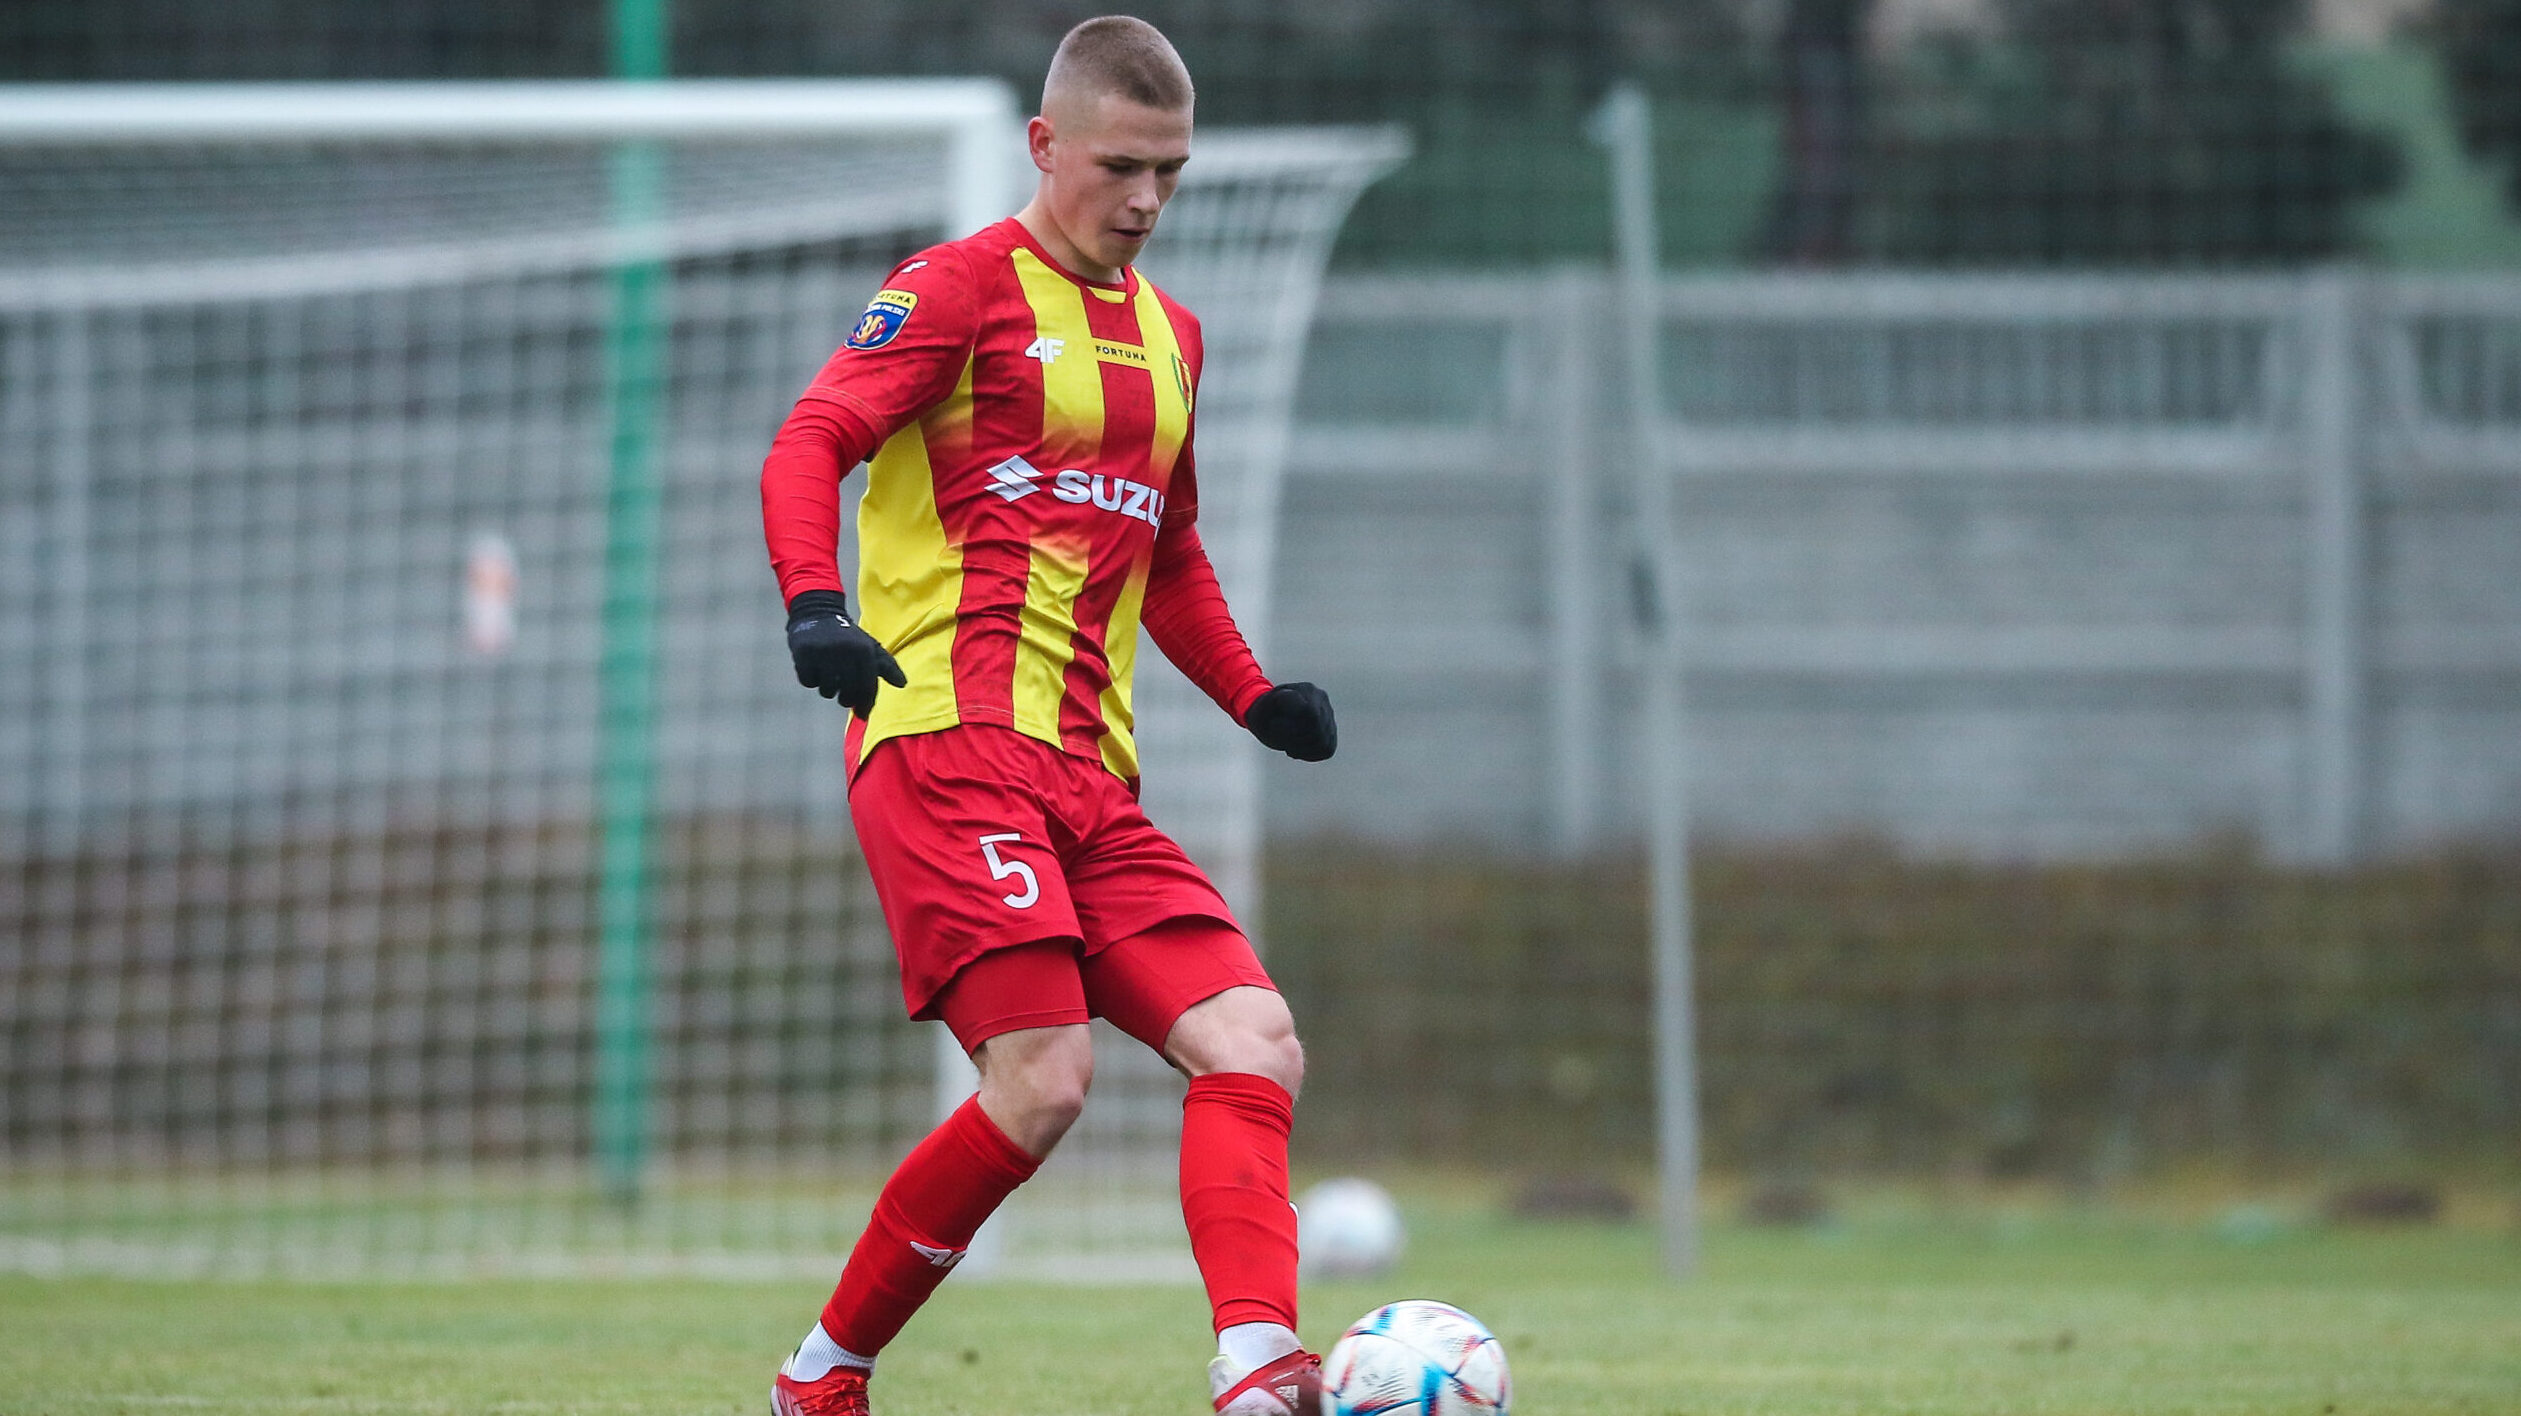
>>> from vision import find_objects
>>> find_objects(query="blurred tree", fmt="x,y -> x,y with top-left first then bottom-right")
1861,0 -> 2403,264
2435,0 -> 2521,211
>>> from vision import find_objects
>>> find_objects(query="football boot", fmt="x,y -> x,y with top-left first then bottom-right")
771,1363 -> 870,1416
1210,1347 -> 1324,1415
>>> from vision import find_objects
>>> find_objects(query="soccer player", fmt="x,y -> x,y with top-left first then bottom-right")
756,16 -> 1339,1416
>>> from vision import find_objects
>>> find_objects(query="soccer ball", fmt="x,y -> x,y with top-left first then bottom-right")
1320,1300 -> 1510,1416
1298,1177 -> 1405,1279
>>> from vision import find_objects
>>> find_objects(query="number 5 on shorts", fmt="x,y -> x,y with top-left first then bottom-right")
976,833 -> 1039,909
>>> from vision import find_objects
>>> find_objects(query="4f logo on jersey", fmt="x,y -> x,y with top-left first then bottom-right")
844,288 -> 918,350
1025,336 -> 1066,363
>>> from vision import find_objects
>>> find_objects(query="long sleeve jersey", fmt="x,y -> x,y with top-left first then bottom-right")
761,216 -> 1272,782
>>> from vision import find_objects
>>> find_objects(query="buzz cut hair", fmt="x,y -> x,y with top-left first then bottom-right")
1043,15 -> 1194,114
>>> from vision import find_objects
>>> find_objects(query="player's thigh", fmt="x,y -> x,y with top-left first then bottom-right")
932,937 -> 1093,1057
1080,913 -> 1279,1059
848,731 -> 1083,1020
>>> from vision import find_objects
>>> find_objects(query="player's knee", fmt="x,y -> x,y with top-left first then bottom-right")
1171,987 -> 1304,1095
977,1024 -> 1094,1150
1259,1024 -> 1305,1097
1019,1031 -> 1094,1127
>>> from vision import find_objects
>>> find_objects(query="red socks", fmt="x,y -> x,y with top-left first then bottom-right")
817,1075 -> 1296,1357
819,1094 -> 1040,1358
1180,1072 -> 1300,1332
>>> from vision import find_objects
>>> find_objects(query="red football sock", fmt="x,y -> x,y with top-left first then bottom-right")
1181,1072 -> 1300,1333
819,1094 -> 1040,1358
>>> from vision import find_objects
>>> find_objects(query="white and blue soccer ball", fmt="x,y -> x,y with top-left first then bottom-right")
1320,1299 -> 1510,1416
1298,1177 -> 1405,1279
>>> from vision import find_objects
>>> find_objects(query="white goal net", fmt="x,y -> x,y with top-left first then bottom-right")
0,81 -> 1402,1279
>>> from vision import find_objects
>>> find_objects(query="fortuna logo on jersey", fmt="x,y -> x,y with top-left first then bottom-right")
982,454 -> 1168,525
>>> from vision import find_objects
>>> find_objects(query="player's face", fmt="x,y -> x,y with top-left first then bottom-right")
1031,95 -> 1191,277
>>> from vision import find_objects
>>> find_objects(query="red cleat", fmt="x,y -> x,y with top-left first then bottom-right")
771,1363 -> 870,1416
1211,1348 -> 1323,1415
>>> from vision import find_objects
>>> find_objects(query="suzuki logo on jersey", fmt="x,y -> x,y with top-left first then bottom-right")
986,456 -> 1166,525
1053,469 -> 1167,526
984,454 -> 1046,501
1025,336 -> 1066,363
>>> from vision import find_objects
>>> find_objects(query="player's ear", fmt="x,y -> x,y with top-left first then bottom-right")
1026,114 -> 1056,175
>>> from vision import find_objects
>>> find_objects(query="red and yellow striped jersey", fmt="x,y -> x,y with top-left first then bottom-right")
771,217 -> 1223,781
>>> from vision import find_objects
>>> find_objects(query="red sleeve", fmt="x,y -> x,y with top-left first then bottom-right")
760,246 -> 985,605
1142,522 -> 1273,724
760,398 -> 883,603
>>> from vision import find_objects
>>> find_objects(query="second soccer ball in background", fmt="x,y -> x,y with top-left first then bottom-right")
1297,1177 -> 1405,1279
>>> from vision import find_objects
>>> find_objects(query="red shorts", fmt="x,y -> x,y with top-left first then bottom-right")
927,922 -> 1274,1053
849,724 -> 1264,1035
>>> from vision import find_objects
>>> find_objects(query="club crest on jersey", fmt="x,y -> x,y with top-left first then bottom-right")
845,288 -> 919,350
1172,353 -> 1194,411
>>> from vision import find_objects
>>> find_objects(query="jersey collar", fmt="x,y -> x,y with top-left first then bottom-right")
1002,216 -> 1138,302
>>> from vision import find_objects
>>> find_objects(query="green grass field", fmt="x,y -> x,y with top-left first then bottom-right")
4,1189 -> 2516,1416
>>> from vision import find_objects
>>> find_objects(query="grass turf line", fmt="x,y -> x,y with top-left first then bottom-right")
1,1199 -> 2514,1415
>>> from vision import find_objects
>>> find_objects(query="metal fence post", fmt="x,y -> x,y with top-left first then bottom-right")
2300,270 -> 2367,866
1591,84 -> 1701,1281
44,309 -> 91,855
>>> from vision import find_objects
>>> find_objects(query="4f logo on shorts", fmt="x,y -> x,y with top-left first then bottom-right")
977,834 -> 1040,910
845,288 -> 918,350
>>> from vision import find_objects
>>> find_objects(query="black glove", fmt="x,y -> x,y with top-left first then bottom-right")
1245,681 -> 1337,761
786,589 -> 905,717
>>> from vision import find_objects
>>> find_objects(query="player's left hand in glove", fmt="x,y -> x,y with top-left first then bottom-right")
786,589 -> 905,717
1244,681 -> 1337,761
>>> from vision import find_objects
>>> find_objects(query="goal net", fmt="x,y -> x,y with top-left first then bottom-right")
0,81 -> 1402,1279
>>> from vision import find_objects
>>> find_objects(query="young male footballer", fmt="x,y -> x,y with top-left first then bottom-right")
756,16 -> 1339,1416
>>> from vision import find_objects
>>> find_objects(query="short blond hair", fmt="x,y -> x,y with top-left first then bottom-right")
1042,15 -> 1194,114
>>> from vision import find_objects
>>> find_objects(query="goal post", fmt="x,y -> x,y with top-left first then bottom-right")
0,80 -> 1402,1279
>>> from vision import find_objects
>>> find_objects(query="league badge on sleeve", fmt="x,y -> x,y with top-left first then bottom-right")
845,289 -> 919,350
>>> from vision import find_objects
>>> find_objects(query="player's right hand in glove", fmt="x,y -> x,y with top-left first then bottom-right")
786,589 -> 905,717
1244,681 -> 1337,761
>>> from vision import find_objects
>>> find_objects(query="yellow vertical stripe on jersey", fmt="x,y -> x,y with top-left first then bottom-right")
852,356 -> 974,760
1010,248 -> 1107,465
1012,538 -> 1091,743
1129,279 -> 1193,481
1096,559 -> 1151,778
1007,248 -> 1110,745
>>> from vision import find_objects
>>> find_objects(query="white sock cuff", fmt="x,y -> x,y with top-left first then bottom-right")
782,1321 -> 877,1381
1216,1321 -> 1301,1372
